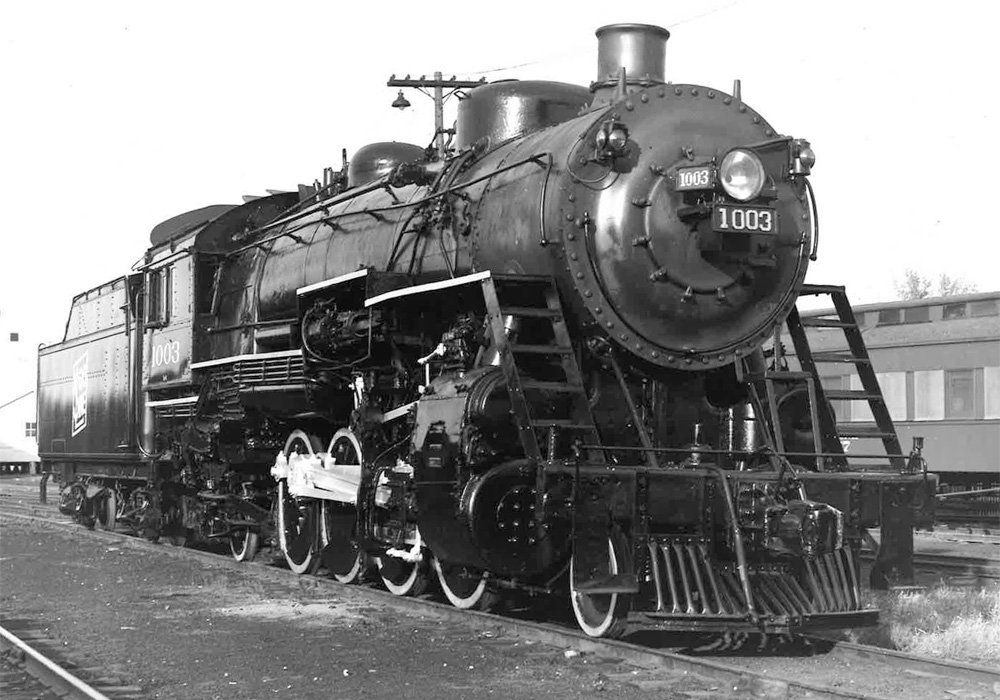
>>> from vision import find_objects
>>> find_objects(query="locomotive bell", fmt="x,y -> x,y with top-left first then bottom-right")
593,23 -> 669,94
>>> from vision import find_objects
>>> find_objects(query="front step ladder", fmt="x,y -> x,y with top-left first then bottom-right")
480,274 -> 603,463
787,284 -> 905,470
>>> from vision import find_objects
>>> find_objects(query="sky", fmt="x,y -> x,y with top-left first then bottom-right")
1,0 -> 997,348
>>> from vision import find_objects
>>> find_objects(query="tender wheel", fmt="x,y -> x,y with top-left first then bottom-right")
570,537 -> 630,639
230,528 -> 260,562
433,559 -> 498,610
276,431 -> 323,575
94,488 -> 117,531
377,555 -> 429,597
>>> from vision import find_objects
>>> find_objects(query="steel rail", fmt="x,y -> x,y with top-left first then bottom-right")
802,634 -> 1000,688
0,625 -> 111,700
3,509 -> 997,700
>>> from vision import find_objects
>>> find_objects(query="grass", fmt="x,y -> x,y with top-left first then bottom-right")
844,583 -> 1000,665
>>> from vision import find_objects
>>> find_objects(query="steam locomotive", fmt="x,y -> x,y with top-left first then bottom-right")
38,24 -> 935,638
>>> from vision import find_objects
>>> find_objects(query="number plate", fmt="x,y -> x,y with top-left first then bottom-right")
675,165 -> 715,191
713,205 -> 776,233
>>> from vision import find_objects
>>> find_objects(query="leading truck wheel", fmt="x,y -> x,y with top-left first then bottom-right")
570,537 -> 630,639
433,559 -> 498,611
276,431 -> 323,575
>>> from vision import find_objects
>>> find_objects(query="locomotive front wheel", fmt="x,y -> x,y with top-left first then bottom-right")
94,488 -> 117,531
570,537 -> 630,639
230,528 -> 260,562
433,559 -> 498,611
377,556 -> 429,597
276,430 -> 325,575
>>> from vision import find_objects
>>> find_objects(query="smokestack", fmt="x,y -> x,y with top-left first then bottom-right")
595,23 -> 670,89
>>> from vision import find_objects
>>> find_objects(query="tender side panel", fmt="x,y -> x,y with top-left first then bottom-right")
39,286 -> 133,459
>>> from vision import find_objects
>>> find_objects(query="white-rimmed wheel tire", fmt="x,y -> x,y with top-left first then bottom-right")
319,429 -> 368,584
433,559 -> 498,611
377,555 -> 429,597
230,528 -> 260,562
570,537 -> 630,639
276,430 -> 323,575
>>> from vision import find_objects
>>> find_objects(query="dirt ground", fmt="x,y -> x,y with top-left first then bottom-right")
0,519 -> 733,700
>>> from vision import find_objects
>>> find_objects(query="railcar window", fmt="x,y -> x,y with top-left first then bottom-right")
914,370 -> 945,421
848,372 -> 905,421
986,367 -> 1000,419
970,299 -> 1000,317
942,303 -> 967,320
8,332 -> 18,342
877,308 -> 901,326
945,369 -> 975,419
24,422 -> 36,438
903,306 -> 930,323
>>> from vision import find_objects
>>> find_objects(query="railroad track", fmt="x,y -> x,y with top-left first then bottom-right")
2,503 -> 998,700
0,624 -> 141,699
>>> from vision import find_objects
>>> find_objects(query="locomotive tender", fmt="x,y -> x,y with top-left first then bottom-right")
38,24 -> 935,638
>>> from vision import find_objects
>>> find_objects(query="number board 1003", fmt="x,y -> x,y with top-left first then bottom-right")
713,205 -> 776,234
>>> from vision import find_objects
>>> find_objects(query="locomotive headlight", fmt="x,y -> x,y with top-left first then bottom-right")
607,126 -> 629,153
594,119 -> 629,161
792,139 -> 816,175
720,149 -> 766,201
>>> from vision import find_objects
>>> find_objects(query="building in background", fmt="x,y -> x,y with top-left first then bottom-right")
0,308 -> 40,471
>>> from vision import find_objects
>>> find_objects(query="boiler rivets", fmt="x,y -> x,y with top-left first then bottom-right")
576,272 -> 584,279
625,101 -> 634,111
765,129 -> 773,136
640,93 -> 648,103
658,87 -> 665,97
584,290 -> 592,298
667,356 -> 675,362
595,307 -> 602,314
675,87 -> 683,95
691,88 -> 699,96
620,334 -> 629,341
565,213 -> 574,221
651,351 -> 660,358
570,253 -> 578,260
605,321 -> 614,328
738,105 -> 746,112
568,193 -> 576,202
724,97 -> 732,105
708,90 -> 715,98
579,156 -> 588,165
567,233 -> 576,241
752,116 -> 760,124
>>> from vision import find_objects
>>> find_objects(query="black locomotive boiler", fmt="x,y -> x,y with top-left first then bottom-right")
38,24 -> 935,638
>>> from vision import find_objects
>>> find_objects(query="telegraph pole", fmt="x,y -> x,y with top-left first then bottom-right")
387,73 -> 485,159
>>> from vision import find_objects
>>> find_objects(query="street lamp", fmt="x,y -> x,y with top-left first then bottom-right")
386,72 -> 485,159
